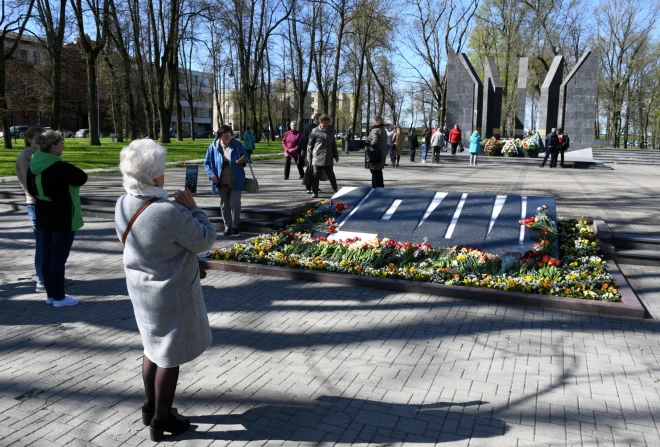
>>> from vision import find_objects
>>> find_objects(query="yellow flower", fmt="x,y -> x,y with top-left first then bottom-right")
525,275 -> 533,282
456,254 -> 467,261
259,251 -> 265,258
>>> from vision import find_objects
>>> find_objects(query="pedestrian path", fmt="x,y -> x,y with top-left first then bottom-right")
1,157 -> 660,446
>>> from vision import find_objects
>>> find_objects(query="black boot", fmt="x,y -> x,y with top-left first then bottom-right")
150,413 -> 191,442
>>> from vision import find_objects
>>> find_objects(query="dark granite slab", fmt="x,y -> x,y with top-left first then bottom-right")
483,195 -> 523,254
413,192 -> 463,246
449,194 -> 497,249
334,187 -> 372,224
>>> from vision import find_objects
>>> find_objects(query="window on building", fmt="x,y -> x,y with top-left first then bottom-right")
23,112 -> 29,125
22,82 -> 28,96
20,50 -> 27,61
193,75 -> 199,85
33,51 -> 40,64
36,112 -> 41,126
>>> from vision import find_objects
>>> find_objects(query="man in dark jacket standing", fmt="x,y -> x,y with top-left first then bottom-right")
408,128 -> 418,161
366,116 -> 388,187
540,128 -> 559,168
300,112 -> 321,194
557,128 -> 570,168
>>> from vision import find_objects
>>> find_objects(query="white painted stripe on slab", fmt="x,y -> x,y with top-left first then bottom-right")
445,193 -> 467,239
337,188 -> 375,228
488,195 -> 507,234
331,186 -> 358,200
381,199 -> 402,221
519,196 -> 527,245
416,192 -> 447,229
327,231 -> 379,242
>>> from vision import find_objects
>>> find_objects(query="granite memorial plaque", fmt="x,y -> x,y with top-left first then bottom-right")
515,58 -> 528,138
482,57 -> 503,138
446,50 -> 483,147
539,56 -> 564,137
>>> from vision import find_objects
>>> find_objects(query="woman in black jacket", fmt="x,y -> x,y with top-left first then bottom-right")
365,116 -> 388,187
27,130 -> 87,307
408,129 -> 418,161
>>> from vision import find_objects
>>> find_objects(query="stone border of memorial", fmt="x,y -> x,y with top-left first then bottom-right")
200,199 -> 645,319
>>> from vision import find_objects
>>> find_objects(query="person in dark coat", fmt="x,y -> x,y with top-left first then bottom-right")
27,130 -> 87,307
557,127 -> 570,168
408,129 -> 418,161
300,112 -> 321,194
540,128 -> 559,168
366,116 -> 388,187
307,114 -> 339,197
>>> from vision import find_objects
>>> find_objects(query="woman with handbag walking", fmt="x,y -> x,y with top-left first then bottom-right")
115,139 -> 216,442
204,125 -> 249,235
282,121 -> 305,180
366,116 -> 388,187
449,124 -> 462,155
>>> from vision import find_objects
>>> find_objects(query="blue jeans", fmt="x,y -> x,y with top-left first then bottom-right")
36,229 -> 75,300
27,205 -> 43,284
421,144 -> 428,161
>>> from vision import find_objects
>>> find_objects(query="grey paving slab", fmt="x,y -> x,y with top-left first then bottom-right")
2,156 -> 660,446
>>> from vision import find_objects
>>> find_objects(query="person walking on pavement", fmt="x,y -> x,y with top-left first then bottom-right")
449,124 -> 462,155
408,128 -> 418,161
443,126 -> 450,151
344,127 -> 353,153
282,121 -> 305,180
27,130 -> 88,307
204,125 -> 249,235
557,127 -> 570,168
469,130 -> 482,165
307,114 -> 339,197
366,116 -> 388,187
242,126 -> 255,159
300,112 -> 321,194
431,126 -> 445,163
391,126 -> 403,166
385,124 -> 394,165
421,128 -> 431,163
540,128 -> 559,168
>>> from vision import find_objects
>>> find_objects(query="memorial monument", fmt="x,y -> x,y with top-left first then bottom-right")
538,55 -> 564,137
481,56 -> 503,138
515,58 -> 528,138
558,49 -> 600,152
445,49 -> 482,147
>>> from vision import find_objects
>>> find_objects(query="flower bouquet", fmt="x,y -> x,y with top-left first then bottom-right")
521,135 -> 540,157
483,137 -> 501,156
501,140 -> 519,157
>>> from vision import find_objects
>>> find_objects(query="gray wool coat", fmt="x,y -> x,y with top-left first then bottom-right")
307,125 -> 338,167
366,124 -> 388,170
115,194 -> 217,368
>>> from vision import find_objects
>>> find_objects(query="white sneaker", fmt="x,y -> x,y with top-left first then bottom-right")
46,297 -> 54,305
53,296 -> 79,307
36,282 -> 45,293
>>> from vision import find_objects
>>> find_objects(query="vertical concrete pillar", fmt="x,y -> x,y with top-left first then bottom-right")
539,56 -> 564,137
515,58 -> 528,138
481,56 -> 503,139
558,49 -> 599,150
446,50 -> 483,147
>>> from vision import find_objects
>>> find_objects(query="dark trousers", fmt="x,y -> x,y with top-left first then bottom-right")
559,149 -> 565,166
540,147 -> 558,167
36,229 -> 75,300
370,169 -> 384,188
284,156 -> 304,179
409,148 -> 416,161
312,166 -> 338,194
432,146 -> 441,163
450,142 -> 458,154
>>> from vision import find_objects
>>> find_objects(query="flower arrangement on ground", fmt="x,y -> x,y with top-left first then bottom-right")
521,135 -> 539,154
207,201 -> 621,302
501,140 -> 520,157
482,137 -> 501,156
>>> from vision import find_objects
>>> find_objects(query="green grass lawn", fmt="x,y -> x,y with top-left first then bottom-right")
0,137 -> 287,176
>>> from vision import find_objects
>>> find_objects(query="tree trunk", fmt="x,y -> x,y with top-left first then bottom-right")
84,59 -> 101,146
0,51 -> 12,149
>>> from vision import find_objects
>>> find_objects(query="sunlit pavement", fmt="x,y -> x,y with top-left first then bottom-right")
1,157 -> 660,446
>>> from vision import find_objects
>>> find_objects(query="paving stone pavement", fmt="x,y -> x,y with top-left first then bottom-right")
1,155 -> 660,446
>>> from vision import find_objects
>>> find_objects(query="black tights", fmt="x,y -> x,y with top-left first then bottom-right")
143,356 -> 180,420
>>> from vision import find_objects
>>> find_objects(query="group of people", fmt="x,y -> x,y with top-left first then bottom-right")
281,112 -> 339,198
539,127 -> 570,168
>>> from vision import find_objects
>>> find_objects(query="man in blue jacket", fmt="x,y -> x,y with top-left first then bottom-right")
540,128 -> 559,168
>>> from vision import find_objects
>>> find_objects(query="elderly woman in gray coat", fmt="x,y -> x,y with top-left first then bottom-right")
307,114 -> 339,197
114,139 -> 216,442
366,116 -> 388,188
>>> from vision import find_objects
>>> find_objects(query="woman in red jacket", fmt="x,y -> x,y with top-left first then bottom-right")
282,121 -> 305,180
449,124 -> 462,155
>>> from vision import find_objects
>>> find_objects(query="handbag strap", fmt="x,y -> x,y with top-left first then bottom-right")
247,159 -> 257,181
121,197 -> 159,246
